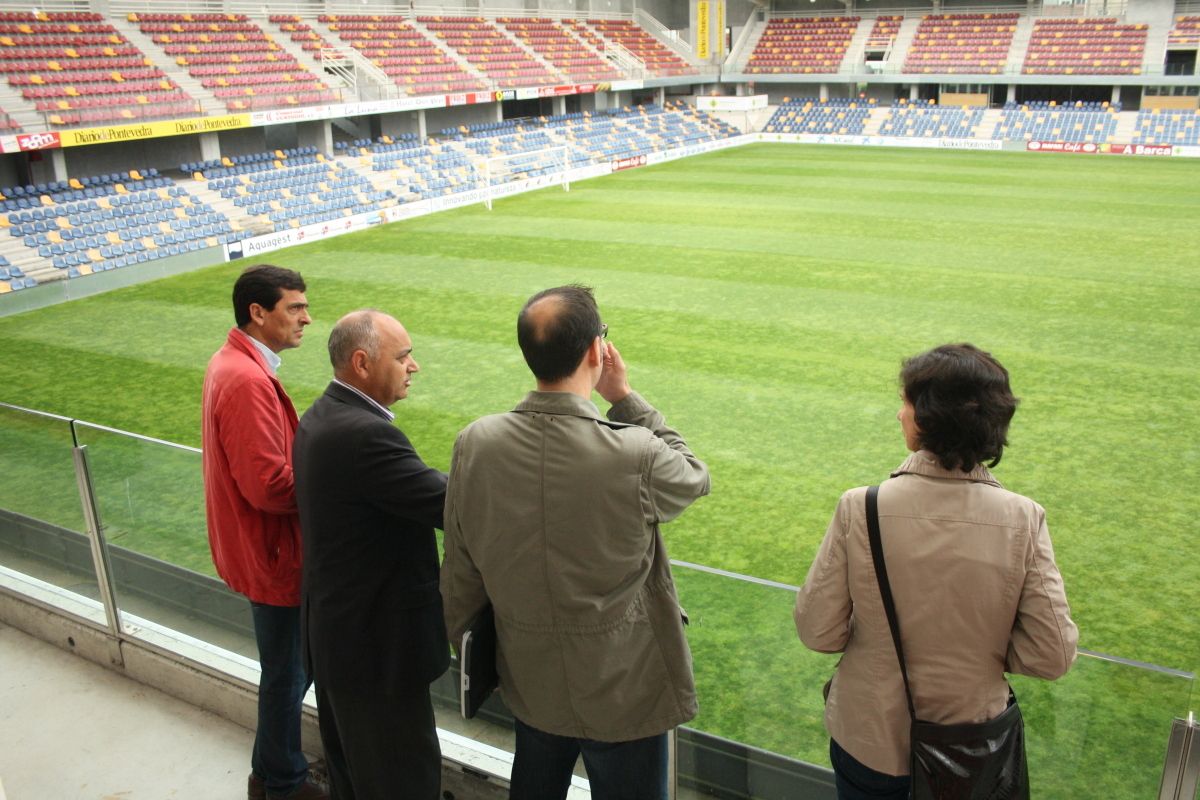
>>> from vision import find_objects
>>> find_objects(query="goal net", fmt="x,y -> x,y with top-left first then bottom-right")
481,146 -> 570,210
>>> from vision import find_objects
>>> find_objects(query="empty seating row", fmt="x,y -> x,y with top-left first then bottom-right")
905,13 -> 1018,74
994,101 -> 1121,142
318,13 -> 484,97
0,11 -> 196,127
746,16 -> 860,74
580,19 -> 694,76
762,96 -> 875,135
865,15 -> 903,50
879,99 -> 986,138
1130,108 -> 1200,146
420,16 -> 559,88
1023,18 -> 1147,75
498,17 -> 621,82
131,13 -> 338,112
1168,16 -> 1200,46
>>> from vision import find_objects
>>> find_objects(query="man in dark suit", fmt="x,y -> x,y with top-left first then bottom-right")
292,309 -> 449,800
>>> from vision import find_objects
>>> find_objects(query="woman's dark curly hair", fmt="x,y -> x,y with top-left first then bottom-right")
900,343 -> 1019,472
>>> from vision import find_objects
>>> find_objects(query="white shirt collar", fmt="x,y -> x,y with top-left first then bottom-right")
333,378 -> 395,421
238,328 -> 282,374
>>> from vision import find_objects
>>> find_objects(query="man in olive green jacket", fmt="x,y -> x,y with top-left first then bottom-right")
441,285 -> 710,800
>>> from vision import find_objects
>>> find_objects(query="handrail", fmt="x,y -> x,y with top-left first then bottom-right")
725,6 -> 766,68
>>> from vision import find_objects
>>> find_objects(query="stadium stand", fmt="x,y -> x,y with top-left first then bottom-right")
1,169 -> 235,281
319,14 -> 486,96
993,100 -> 1121,143
878,99 -> 986,138
0,11 -> 197,127
577,19 -> 695,76
129,12 -> 340,111
268,14 -> 337,61
1168,16 -> 1200,47
1131,108 -> 1200,146
418,16 -> 560,88
761,96 -> 875,135
865,15 -> 904,51
904,13 -> 1019,75
744,16 -> 860,75
0,254 -> 34,292
193,146 -> 395,233
497,17 -> 622,83
1022,18 -> 1148,75
0,104 -> 733,287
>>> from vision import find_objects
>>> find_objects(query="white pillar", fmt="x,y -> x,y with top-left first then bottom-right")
553,96 -> 566,115
199,132 -> 221,162
51,148 -> 68,182
417,110 -> 427,141
1006,85 -> 1017,104
909,84 -> 919,101
1111,86 -> 1121,106
819,84 -> 829,101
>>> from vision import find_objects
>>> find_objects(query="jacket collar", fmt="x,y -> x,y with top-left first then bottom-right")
325,380 -> 394,422
226,327 -> 277,382
514,390 -> 605,422
891,450 -> 1003,488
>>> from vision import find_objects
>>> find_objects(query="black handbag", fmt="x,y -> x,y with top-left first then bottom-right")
866,485 -> 1030,800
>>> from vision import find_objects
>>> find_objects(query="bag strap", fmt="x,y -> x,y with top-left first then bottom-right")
866,485 -> 917,721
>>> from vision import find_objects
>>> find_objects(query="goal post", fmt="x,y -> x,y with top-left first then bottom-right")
481,145 -> 570,210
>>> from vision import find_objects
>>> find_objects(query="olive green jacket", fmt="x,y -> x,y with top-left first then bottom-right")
441,390 -> 710,741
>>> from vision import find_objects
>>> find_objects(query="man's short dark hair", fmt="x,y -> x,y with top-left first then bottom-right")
517,285 -> 602,382
232,265 -> 306,327
900,343 -> 1019,472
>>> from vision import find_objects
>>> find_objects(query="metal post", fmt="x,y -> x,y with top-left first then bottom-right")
73,444 -> 125,666
668,727 -> 678,800
1159,713 -> 1200,800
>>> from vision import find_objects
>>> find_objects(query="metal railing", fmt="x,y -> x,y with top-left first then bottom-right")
1,398 -> 1199,799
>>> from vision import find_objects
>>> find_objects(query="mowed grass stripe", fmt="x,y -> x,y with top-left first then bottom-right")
0,147 -> 1197,691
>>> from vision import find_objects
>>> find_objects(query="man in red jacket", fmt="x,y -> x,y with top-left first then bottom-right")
202,265 -> 326,800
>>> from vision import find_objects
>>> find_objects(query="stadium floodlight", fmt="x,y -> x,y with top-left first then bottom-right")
481,146 -> 570,211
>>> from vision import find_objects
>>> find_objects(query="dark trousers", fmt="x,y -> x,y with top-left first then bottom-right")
509,717 -> 668,800
250,602 -> 312,795
830,738 -> 911,800
315,683 -> 441,800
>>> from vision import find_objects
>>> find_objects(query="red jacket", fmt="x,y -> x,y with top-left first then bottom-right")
202,328 -> 302,606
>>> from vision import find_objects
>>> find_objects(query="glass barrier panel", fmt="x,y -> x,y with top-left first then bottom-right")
673,562 -> 1194,800
0,404 -> 98,600
1011,653 -> 1193,799
72,421 -> 256,659
673,564 -> 838,771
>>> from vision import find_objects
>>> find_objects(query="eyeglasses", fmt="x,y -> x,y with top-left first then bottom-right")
598,323 -> 608,340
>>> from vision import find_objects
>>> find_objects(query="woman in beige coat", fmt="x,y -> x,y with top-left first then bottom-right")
794,343 -> 1078,799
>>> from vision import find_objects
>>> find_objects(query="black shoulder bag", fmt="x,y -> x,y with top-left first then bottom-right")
866,485 -> 1030,800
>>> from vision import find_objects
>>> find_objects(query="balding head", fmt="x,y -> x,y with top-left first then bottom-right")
329,309 -> 382,374
328,310 -> 420,407
517,285 -> 602,382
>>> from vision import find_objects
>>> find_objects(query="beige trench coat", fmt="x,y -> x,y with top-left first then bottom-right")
794,451 -> 1078,776
441,390 -> 711,742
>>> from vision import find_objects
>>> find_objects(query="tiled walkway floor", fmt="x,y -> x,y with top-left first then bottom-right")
0,621 -> 255,799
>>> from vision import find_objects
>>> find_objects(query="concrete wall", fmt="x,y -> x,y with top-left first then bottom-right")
425,104 -> 501,135
57,138 -> 206,178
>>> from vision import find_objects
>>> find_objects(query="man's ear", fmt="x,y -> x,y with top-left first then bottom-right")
247,302 -> 265,328
350,348 -> 371,378
585,336 -> 604,367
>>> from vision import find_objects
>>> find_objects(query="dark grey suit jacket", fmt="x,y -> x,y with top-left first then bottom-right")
294,381 -> 450,695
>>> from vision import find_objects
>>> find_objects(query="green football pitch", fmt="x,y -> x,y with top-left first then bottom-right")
1,143 -> 1198,794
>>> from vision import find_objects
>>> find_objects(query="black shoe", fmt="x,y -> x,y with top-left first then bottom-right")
248,773 -> 266,800
266,780 -> 330,800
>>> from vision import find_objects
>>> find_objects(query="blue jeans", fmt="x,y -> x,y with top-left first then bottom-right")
830,738 -> 910,800
509,717 -> 668,800
250,602 -> 312,796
